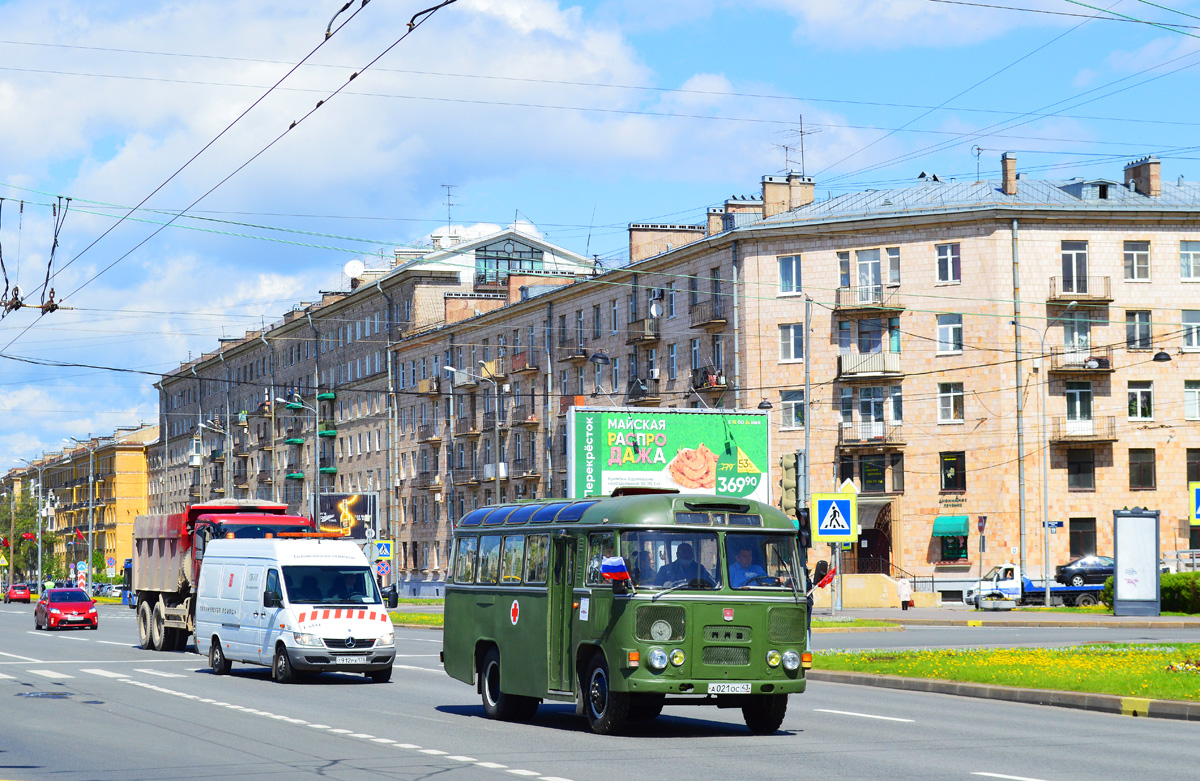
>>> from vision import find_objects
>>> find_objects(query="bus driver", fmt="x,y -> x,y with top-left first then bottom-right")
656,542 -> 714,586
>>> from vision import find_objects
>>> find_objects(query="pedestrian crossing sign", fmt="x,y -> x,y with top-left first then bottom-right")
0,554 -> 7,567
1191,482 -> 1200,527
811,492 -> 858,543
374,541 -> 394,560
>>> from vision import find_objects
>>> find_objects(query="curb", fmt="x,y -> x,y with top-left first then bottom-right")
807,670 -> 1200,721
876,618 -> 1200,629
811,625 -> 904,634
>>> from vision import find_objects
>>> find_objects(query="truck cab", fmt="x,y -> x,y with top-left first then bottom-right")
966,563 -> 1021,607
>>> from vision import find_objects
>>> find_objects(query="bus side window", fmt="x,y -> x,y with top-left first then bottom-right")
501,536 -> 525,584
477,536 -> 502,585
454,537 -> 478,584
525,534 -> 549,585
586,532 -> 615,586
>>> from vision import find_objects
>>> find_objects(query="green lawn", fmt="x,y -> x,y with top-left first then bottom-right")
816,643 -> 1200,702
390,612 -> 444,628
812,619 -> 899,629
396,598 -> 444,606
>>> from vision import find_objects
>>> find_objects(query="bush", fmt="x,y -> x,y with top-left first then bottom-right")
1100,572 -> 1200,613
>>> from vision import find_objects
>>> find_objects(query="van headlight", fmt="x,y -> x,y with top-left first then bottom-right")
647,648 -> 668,671
766,650 -> 782,668
293,632 -> 323,647
378,631 -> 394,647
782,651 -> 800,671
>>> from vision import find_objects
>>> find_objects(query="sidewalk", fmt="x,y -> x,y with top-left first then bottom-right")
817,604 -> 1200,629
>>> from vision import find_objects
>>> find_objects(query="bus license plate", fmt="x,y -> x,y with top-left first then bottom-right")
708,683 -> 751,694
334,655 -> 360,665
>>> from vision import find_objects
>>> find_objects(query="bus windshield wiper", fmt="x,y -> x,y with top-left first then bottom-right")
781,558 -> 803,608
651,581 -> 690,601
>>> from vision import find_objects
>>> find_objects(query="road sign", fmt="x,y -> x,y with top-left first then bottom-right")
365,528 -> 376,540
374,541 -> 393,560
1191,482 -> 1200,526
106,557 -> 116,567
811,492 -> 858,543
76,573 -> 85,588
69,562 -> 75,573
374,560 -> 390,579
0,554 -> 7,567
1043,521 -> 1064,528
977,515 -> 987,534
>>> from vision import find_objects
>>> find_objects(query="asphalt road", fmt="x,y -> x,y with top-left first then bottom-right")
2,603 -> 1198,780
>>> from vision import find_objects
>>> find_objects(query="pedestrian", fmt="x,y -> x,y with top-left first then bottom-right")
897,577 -> 912,611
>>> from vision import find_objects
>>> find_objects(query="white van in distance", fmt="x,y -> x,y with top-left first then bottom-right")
195,538 -> 396,683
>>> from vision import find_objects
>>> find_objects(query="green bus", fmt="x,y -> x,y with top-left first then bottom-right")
442,491 -> 812,735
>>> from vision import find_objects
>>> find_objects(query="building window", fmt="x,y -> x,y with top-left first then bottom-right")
610,300 -> 618,334
781,390 -> 804,429
1188,448 -> 1200,483
668,344 -> 677,380
690,339 -> 700,371
1128,381 -> 1153,420
1069,518 -> 1097,558
1124,241 -> 1150,281
940,451 -> 966,491
1184,310 -> 1200,350
611,357 -> 620,388
1126,311 -> 1152,350
1185,381 -> 1200,421
1067,449 -> 1095,491
778,255 -> 801,294
938,383 -> 965,423
890,453 -> 904,493
1129,448 -> 1156,490
861,454 -> 886,493
1182,240 -> 1200,280
940,535 -> 968,562
666,283 -> 676,318
837,251 -> 851,288
936,243 -> 961,284
937,314 -> 963,353
592,305 -> 601,339
779,324 -> 804,362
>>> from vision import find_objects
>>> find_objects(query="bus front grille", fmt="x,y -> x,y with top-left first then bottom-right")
635,605 -> 686,642
767,606 -> 806,643
704,626 -> 752,643
702,646 -> 750,666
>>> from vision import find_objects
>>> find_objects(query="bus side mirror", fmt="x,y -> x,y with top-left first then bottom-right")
813,560 -> 829,582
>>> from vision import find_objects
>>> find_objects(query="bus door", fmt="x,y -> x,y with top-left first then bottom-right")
548,534 -> 575,692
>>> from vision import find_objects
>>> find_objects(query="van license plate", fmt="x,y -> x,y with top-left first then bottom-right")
708,683 -> 751,694
334,656 -> 360,665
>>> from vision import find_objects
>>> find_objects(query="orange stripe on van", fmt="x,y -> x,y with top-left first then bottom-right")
357,610 -> 365,620
298,612 -> 306,623
322,610 -> 330,620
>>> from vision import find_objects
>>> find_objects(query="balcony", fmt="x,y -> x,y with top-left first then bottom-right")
558,336 -> 588,363
1048,276 -> 1112,304
510,404 -> 540,427
473,272 -> 508,291
452,468 -> 480,486
511,350 -> 540,375
257,470 -> 273,484
834,285 -> 904,312
690,366 -> 727,393
511,459 -> 540,478
418,423 -> 442,444
483,411 -> 508,431
284,467 -> 304,480
450,369 -> 478,389
627,377 -> 661,405
257,439 -> 274,452
188,486 -> 202,498
208,477 -> 225,493
1047,345 -> 1116,374
416,377 -> 442,397
233,471 -> 249,489
482,463 -> 509,482
454,417 -> 481,438
284,428 -> 304,445
1048,415 -> 1118,444
318,420 -> 337,438
414,471 -> 442,490
316,391 -> 336,401
689,298 -> 727,331
837,351 -> 903,379
480,356 -> 508,380
625,318 -> 661,345
209,450 -> 225,463
231,444 -> 250,458
838,422 -> 906,449
559,394 -> 586,415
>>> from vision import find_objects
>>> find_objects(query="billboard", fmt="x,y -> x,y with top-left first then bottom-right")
568,407 -> 770,502
317,492 -> 378,539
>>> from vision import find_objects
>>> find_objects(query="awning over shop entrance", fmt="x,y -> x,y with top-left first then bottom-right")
932,515 -> 968,536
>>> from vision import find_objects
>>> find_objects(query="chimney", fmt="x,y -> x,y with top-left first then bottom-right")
1001,152 -> 1017,196
706,207 -> 725,236
788,173 -> 815,210
761,175 -> 789,218
1124,156 -> 1161,197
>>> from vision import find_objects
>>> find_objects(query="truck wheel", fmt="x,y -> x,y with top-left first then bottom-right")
1075,593 -> 1099,607
273,646 -> 297,684
1070,575 -> 1086,588
584,652 -> 628,735
150,602 -> 167,651
742,693 -> 788,734
210,640 -> 231,675
136,601 -> 153,649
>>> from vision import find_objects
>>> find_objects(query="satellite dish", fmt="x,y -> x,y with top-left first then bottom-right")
343,259 -> 366,280
648,301 -> 664,319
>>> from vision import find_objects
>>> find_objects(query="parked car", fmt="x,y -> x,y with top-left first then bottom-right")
4,584 -> 31,603
34,588 -> 98,630
1055,556 -> 1115,587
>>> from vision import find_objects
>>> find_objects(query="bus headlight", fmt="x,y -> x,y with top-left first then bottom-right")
669,648 -> 686,667
647,648 -> 669,671
766,650 -> 782,668
781,650 -> 800,671
293,632 -> 323,647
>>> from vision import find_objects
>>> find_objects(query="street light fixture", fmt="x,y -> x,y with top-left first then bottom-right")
276,394 -> 319,521
16,457 -> 46,595
66,435 -> 105,594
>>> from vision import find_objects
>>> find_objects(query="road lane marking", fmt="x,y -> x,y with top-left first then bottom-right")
448,756 -> 478,762
96,640 -> 133,646
419,749 -> 448,755
0,672 -> 15,680
813,709 -> 915,723
134,669 -> 185,678
972,774 -> 1049,781
395,664 -> 441,673
307,724 -> 331,729
371,738 -> 396,744
328,728 -> 353,734
394,744 -> 422,749
0,651 -> 42,662
348,733 -> 374,739
28,669 -> 73,679
81,669 -> 129,678
507,771 -> 540,777
56,636 -> 90,642
476,763 -> 508,769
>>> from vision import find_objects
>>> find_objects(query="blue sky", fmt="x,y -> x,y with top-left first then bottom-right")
1,0 -> 1199,462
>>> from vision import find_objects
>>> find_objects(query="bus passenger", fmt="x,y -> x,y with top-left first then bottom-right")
729,544 -> 769,588
656,543 -> 714,586
631,550 -> 655,585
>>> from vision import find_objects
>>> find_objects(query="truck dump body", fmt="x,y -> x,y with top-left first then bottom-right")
132,514 -> 190,594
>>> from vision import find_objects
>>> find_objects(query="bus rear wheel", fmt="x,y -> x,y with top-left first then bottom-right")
480,648 -> 538,722
742,693 -> 788,734
584,653 -> 629,735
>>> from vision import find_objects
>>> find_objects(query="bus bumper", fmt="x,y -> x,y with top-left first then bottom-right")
624,677 -> 806,696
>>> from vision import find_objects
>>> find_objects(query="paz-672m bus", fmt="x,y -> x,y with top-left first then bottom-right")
442,491 -> 811,735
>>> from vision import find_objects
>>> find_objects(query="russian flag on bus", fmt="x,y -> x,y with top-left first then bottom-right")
600,556 -> 631,581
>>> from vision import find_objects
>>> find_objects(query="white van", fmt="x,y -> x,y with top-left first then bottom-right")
195,538 -> 395,683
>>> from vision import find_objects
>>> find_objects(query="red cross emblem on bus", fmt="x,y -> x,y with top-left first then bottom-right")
723,608 -> 734,622
510,600 -> 520,625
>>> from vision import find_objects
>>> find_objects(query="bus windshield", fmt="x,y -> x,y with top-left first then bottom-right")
281,566 -> 381,606
618,530 -> 721,590
725,533 -> 801,589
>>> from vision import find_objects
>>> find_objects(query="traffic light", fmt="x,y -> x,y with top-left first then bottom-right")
779,453 -> 799,518
797,508 -> 811,548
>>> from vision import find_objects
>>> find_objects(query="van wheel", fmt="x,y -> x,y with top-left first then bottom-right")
584,653 -> 628,735
136,601 -> 153,649
480,648 -> 536,721
368,664 -> 393,683
742,693 -> 788,734
273,646 -> 297,684
210,640 -> 231,675
150,602 -> 167,651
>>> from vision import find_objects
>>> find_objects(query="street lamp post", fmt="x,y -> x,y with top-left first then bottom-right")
68,436 -> 100,594
445,365 -> 501,504
17,458 -> 46,595
2,489 -> 12,589
278,394 -> 319,521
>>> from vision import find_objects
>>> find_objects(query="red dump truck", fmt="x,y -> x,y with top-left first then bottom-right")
131,499 -> 314,651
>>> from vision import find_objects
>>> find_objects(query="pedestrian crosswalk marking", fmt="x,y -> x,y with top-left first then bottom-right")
81,669 -> 128,678
0,672 -> 15,680
28,669 -> 73,679
133,668 -> 185,678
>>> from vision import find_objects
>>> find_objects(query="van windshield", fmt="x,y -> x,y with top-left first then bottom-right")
281,566 -> 381,605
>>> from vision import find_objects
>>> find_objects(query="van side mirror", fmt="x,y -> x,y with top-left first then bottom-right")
813,560 -> 829,583
387,592 -> 399,609
264,591 -> 281,608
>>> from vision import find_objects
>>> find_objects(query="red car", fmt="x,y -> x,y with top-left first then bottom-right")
4,584 -> 31,603
34,588 -> 98,630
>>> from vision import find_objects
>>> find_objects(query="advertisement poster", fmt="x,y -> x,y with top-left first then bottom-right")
317,492 -> 378,539
568,407 -> 771,503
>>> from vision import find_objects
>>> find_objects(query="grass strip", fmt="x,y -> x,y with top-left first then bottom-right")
390,612 -> 444,628
816,643 -> 1200,702
396,598 -> 444,605
811,619 -> 898,629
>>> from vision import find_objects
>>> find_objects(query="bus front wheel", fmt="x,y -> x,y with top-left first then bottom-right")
480,648 -> 538,722
584,653 -> 629,735
742,693 -> 788,734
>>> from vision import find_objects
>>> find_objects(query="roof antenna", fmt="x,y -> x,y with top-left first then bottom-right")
972,145 -> 983,184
